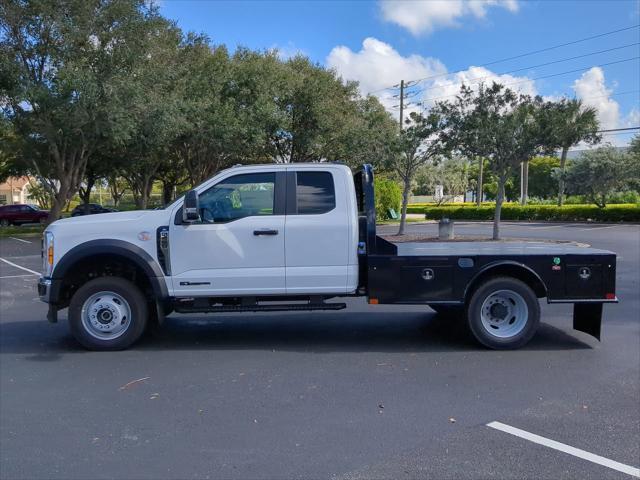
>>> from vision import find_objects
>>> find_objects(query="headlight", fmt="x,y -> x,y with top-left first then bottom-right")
43,231 -> 54,277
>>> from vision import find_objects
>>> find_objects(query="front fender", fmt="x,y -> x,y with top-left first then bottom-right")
49,239 -> 168,304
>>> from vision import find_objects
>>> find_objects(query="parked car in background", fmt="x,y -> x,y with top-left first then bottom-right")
70,203 -> 118,217
0,204 -> 49,226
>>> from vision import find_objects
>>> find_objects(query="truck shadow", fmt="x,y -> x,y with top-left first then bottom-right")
138,312 -> 592,353
0,311 -> 592,359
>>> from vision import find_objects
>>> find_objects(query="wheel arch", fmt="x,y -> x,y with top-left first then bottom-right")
464,261 -> 547,302
50,240 -> 168,307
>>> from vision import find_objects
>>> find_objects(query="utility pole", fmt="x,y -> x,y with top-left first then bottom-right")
399,79 -> 405,130
520,160 -> 529,205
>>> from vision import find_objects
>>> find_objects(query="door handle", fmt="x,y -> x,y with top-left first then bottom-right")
253,229 -> 279,236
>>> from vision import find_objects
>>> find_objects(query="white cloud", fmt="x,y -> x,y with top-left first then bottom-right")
327,37 -> 535,118
572,67 -> 620,130
423,65 -> 537,106
327,37 -> 446,114
379,0 -> 519,36
329,39 -> 633,147
327,37 -> 446,94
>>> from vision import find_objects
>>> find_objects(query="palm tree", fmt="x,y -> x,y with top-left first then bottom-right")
544,99 -> 600,206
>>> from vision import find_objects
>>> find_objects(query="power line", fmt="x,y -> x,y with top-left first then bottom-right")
597,127 -> 640,133
409,42 -> 639,96
418,56 -> 640,104
367,24 -> 639,95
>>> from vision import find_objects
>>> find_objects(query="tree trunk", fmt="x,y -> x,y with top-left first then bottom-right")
493,175 -> 506,240
111,188 -> 123,208
476,157 -> 484,207
558,146 -> 569,206
79,176 -> 96,215
46,179 -> 73,226
397,176 -> 411,236
520,160 -> 529,206
162,181 -> 174,206
47,196 -> 66,225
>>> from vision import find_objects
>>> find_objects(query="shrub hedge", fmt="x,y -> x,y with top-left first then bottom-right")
407,203 -> 640,222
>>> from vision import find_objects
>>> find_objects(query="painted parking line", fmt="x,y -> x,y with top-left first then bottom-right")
0,274 -> 36,279
487,421 -> 640,478
526,224 -> 576,230
8,236 -> 32,244
576,224 -> 629,231
0,257 -> 40,276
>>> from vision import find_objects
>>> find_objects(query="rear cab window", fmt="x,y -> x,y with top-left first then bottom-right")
294,171 -> 336,214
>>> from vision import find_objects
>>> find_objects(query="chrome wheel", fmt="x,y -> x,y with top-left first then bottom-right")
480,289 -> 528,339
81,291 -> 132,340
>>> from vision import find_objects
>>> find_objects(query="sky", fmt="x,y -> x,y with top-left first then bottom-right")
160,0 -> 640,148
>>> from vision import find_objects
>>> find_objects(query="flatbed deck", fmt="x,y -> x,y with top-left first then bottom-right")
394,241 -> 614,256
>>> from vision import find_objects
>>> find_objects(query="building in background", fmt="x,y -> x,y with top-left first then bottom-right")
0,177 -> 34,205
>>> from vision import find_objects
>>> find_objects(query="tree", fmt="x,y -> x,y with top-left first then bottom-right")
105,173 -> 128,209
26,179 -> 51,208
415,157 -> 470,205
440,83 -> 544,239
170,37 -> 243,187
564,145 -> 635,207
438,85 -> 497,206
118,17 -> 186,209
527,156 -> 561,199
374,176 -> 402,220
392,111 -> 446,235
628,134 -> 640,192
0,0 -> 159,222
541,98 -> 600,206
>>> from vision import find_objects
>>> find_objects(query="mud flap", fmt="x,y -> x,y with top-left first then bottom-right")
573,303 -> 602,341
46,305 -> 58,324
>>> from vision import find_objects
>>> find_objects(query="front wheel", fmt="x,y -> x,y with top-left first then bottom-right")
466,277 -> 540,350
68,277 -> 148,350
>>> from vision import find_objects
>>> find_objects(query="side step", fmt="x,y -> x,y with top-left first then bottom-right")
173,298 -> 346,314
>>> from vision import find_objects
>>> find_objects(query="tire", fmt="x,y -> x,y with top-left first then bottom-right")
0,219 -> 10,227
429,304 -> 464,318
68,277 -> 148,351
39,217 -> 46,224
466,276 -> 540,350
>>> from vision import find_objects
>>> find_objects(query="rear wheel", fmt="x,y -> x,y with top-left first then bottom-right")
466,277 -> 540,350
68,277 -> 148,351
0,219 -> 10,227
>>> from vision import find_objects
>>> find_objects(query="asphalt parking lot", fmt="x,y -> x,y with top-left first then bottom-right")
1,222 -> 639,480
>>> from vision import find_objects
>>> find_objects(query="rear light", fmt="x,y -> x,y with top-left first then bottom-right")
605,293 -> 616,300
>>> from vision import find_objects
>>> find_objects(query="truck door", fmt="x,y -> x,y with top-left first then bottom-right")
169,171 -> 286,296
284,169 -> 352,294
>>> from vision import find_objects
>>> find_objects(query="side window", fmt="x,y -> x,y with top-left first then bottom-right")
198,173 -> 275,223
296,171 -> 336,214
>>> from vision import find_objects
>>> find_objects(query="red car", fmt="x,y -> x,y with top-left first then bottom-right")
0,204 -> 49,226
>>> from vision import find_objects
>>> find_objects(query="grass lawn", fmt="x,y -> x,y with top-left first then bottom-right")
0,225 -> 45,238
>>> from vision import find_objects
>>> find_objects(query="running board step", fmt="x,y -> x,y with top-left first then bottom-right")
173,302 -> 347,314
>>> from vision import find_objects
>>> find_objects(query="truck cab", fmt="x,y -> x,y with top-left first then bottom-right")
38,164 -> 617,351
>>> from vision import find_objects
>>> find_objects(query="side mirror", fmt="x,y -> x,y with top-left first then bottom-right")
182,189 -> 200,223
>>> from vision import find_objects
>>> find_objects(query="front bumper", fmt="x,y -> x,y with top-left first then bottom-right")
37,277 -> 52,303
38,277 -> 59,323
